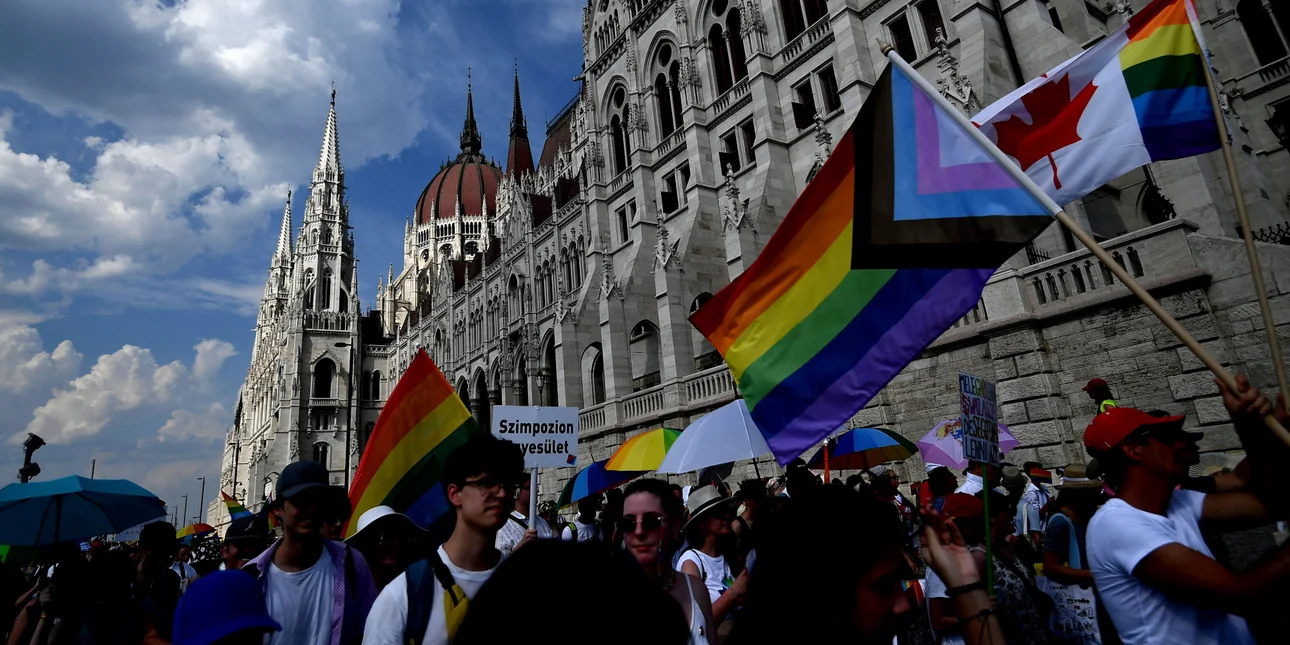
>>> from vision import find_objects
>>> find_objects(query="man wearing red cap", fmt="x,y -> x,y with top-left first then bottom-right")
1084,373 -> 1289,645
1083,378 -> 1118,414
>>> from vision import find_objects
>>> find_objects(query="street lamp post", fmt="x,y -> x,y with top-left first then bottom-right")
182,495 -> 188,527
197,477 -> 206,524
334,341 -> 356,488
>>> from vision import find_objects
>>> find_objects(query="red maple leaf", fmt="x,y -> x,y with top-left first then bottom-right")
990,74 -> 1098,190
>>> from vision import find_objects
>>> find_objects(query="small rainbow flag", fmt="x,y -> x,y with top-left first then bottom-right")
345,350 -> 483,537
221,491 -> 252,521
691,60 -> 1050,464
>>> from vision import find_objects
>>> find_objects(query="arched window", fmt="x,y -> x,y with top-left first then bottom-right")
709,24 -> 733,94
311,228 -> 319,246
780,0 -> 829,42
655,73 -> 676,136
583,345 -> 607,405
313,358 -> 335,398
545,262 -> 555,303
668,62 -> 684,125
313,442 -> 330,468
1238,0 -> 1290,66
629,321 -> 662,391
727,10 -> 748,83
320,269 -> 333,310
321,226 -> 332,245
370,371 -> 382,400
610,115 -> 627,175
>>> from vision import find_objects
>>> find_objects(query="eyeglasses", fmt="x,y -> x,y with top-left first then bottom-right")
617,513 -> 664,534
461,476 -> 519,497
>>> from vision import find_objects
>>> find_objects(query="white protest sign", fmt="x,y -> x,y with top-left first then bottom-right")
960,372 -> 1000,465
492,405 -> 579,468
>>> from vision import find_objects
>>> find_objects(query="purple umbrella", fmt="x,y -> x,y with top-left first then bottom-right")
916,418 -> 1019,470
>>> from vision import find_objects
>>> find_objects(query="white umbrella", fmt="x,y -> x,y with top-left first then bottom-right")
114,516 -> 168,542
657,399 -> 772,474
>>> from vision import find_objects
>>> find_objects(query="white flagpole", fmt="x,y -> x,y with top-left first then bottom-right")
882,46 -> 1290,445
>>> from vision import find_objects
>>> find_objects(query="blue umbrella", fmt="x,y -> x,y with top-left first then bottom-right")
556,460 -> 645,508
0,476 -> 167,546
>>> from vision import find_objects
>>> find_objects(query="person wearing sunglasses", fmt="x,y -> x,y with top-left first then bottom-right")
621,478 -> 716,645
1084,374 -> 1290,645
363,434 -> 524,645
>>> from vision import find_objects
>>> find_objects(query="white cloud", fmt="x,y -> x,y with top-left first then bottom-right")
17,334 -> 237,445
192,339 -> 237,383
0,325 -> 82,394
156,402 -> 229,443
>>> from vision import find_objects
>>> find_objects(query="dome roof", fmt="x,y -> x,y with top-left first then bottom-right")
416,156 -> 503,223
415,75 -> 504,224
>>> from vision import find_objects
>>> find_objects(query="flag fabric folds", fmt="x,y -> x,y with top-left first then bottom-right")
973,0 -> 1219,205
220,491 -> 252,521
690,60 -> 1051,465
346,349 -> 483,537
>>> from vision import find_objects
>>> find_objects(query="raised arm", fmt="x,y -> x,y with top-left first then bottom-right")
1134,540 -> 1290,616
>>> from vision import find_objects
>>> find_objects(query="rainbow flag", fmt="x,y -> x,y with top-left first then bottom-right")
691,61 -> 1051,464
345,349 -> 483,537
974,0 -> 1219,206
221,491 -> 252,521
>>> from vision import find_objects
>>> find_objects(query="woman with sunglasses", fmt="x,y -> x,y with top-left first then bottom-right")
622,479 -> 716,645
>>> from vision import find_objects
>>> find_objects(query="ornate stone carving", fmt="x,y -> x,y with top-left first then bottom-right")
814,111 -> 832,165
722,166 -> 756,233
599,236 -> 623,301
652,224 -> 680,273
934,29 -> 981,115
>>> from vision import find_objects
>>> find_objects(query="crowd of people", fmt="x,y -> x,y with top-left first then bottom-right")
3,373 -> 1288,645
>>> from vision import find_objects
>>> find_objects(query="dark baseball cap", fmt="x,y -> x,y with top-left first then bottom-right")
1083,378 -> 1109,392
224,515 -> 269,542
277,460 -> 332,500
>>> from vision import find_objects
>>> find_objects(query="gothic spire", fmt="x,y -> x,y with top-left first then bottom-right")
510,60 -> 527,139
275,189 -> 293,260
506,61 -> 535,177
460,69 -> 482,156
314,83 -> 343,182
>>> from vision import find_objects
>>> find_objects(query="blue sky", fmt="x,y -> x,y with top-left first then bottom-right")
0,0 -> 583,523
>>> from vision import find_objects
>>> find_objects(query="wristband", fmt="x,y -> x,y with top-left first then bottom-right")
945,580 -> 986,597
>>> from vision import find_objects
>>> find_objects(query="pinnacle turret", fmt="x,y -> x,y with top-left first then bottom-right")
460,69 -> 482,156
505,62 -> 535,177
314,84 -> 343,183
275,189 -> 293,261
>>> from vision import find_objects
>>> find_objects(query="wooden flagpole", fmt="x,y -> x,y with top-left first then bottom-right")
1197,51 -> 1290,407
881,47 -> 1290,446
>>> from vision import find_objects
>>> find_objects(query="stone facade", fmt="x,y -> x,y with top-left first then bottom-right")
214,0 -> 1290,524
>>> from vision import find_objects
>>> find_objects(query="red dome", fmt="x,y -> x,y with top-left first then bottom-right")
415,155 -> 503,223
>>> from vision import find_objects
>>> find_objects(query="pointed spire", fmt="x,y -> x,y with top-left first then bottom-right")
510,59 -> 527,139
276,189 -> 293,260
315,84 -> 342,181
506,61 -> 535,177
460,68 -> 482,156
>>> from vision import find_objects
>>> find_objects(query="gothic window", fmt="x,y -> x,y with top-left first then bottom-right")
709,23 -> 734,94
818,64 -> 841,114
582,344 -> 607,405
321,226 -> 332,245
360,371 -> 371,400
610,105 -> 628,176
304,287 -> 316,310
313,358 -> 335,398
1237,0 -> 1290,66
560,252 -> 571,292
655,73 -> 676,136
372,372 -> 382,400
320,269 -> 333,310
727,10 -> 748,83
508,275 -> 521,318
669,61 -> 684,128
917,1 -> 946,51
311,228 -> 319,246
313,442 -> 330,469
545,262 -> 555,303
628,321 -> 662,392
780,0 -> 828,42
886,13 -> 916,62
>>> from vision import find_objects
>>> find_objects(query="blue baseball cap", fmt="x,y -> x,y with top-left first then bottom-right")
173,571 -> 281,645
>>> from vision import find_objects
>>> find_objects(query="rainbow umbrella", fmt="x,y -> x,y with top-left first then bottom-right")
176,523 -> 215,540
606,428 -> 682,472
556,460 -> 646,508
806,427 -> 917,471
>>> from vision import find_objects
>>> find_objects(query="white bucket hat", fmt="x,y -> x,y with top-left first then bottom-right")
344,505 -> 426,545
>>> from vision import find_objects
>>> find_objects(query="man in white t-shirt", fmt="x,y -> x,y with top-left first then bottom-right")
171,545 -> 198,591
561,494 -> 602,542
245,460 -> 377,645
364,434 -> 525,645
495,474 -> 552,556
1084,375 -> 1290,645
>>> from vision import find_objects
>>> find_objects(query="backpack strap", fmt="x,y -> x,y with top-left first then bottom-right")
507,514 -> 528,531
1049,513 -> 1081,569
566,522 -> 578,540
404,551 -> 468,645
